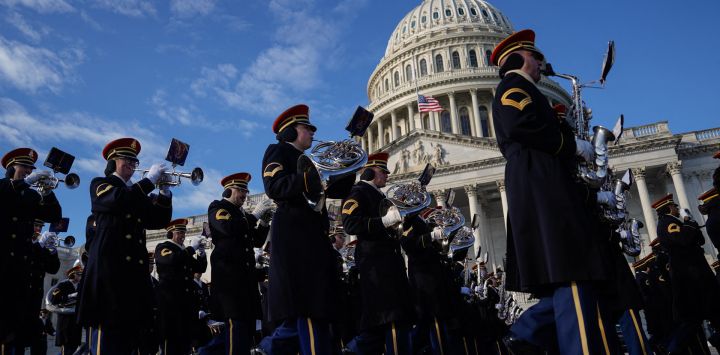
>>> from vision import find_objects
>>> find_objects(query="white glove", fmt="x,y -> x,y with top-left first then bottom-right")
190,238 -> 204,254
38,232 -> 57,250
159,184 -> 172,197
596,191 -> 617,207
381,206 -> 402,227
24,170 -> 51,185
431,227 -> 444,241
199,310 -> 208,320
680,208 -> 691,221
575,139 -> 594,163
146,163 -> 168,185
460,287 -> 471,296
252,199 -> 274,219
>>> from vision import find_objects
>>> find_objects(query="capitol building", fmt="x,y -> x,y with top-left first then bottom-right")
146,0 -> 720,278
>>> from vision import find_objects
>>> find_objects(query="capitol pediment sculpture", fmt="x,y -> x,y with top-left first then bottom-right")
394,141 -> 448,174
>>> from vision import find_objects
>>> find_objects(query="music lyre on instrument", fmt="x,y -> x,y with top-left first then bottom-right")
135,138 -> 204,187
298,106 -> 372,212
33,147 -> 80,196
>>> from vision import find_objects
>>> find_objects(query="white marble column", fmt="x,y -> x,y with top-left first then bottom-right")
465,184 -> 482,258
407,103 -> 416,132
433,111 -> 440,132
470,89 -> 481,137
377,117 -> 385,148
631,167 -> 658,248
390,110 -> 398,142
433,190 -> 447,208
496,180 -> 508,229
667,161 -> 691,211
448,92 -> 459,134
367,125 -> 374,153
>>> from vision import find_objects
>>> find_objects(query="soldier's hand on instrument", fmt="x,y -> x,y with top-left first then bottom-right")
24,170 -> 51,184
252,199 -> 274,219
159,183 -> 172,197
38,231 -> 57,251
596,191 -> 617,208
460,286 -> 471,296
381,205 -> 402,227
575,139 -> 594,163
146,163 -> 168,185
191,238 -> 206,256
431,226 -> 444,241
198,310 -> 208,320
680,208 -> 692,221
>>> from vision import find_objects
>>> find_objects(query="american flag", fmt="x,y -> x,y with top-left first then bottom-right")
417,94 -> 443,112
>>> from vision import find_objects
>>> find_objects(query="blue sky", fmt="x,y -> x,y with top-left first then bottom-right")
1,0 -> 718,244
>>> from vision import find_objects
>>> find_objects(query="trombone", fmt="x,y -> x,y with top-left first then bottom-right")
135,166 -> 204,187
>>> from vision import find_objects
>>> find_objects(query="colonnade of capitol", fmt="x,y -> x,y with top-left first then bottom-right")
145,0 -> 720,277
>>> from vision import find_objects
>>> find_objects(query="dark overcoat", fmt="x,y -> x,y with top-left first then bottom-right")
0,177 -> 61,342
154,240 -> 207,340
208,198 -> 269,320
77,175 -> 171,333
342,181 -> 414,330
261,142 -> 353,322
657,214 -> 720,322
702,197 -> 720,251
399,216 -> 462,322
492,71 -> 609,293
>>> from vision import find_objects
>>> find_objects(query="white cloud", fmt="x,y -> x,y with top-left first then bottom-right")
0,35 -> 83,93
170,0 -> 215,19
0,0 -> 74,13
5,11 -> 49,42
188,1 -> 362,116
91,0 -> 156,18
171,167 -> 223,213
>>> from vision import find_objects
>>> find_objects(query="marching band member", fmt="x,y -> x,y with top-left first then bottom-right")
155,218 -> 208,354
653,194 -> 720,353
49,265 -> 84,354
208,172 -> 271,354
1,148 -> 62,352
257,104 -> 354,355
341,152 -> 414,355
699,187 -> 719,253
490,30 -> 611,354
400,208 -> 465,355
139,252 -> 161,355
77,137 -> 173,354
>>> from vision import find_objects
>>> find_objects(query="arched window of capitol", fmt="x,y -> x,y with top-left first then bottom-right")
485,50 -> 492,66
452,51 -> 461,69
420,59 -> 428,76
460,107 -> 471,135
441,111 -> 452,133
394,71 -> 400,87
435,54 -> 444,73
469,50 -> 478,68
479,106 -> 490,137
422,114 -> 430,129
405,65 -> 412,81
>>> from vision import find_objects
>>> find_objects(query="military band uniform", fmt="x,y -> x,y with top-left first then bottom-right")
654,195 -> 720,353
0,148 -> 62,351
155,223 -> 208,354
699,188 -> 720,252
342,164 -> 414,354
77,138 -> 173,354
490,30 -> 610,355
400,215 -> 464,355
208,177 -> 270,354
258,104 -> 353,355
49,276 -> 83,354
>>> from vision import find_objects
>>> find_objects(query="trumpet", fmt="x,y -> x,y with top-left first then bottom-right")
47,234 -> 76,249
135,166 -> 204,187
196,236 -> 211,250
32,172 -> 80,196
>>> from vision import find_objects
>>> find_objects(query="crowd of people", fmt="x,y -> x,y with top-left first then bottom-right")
2,29 -> 720,355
